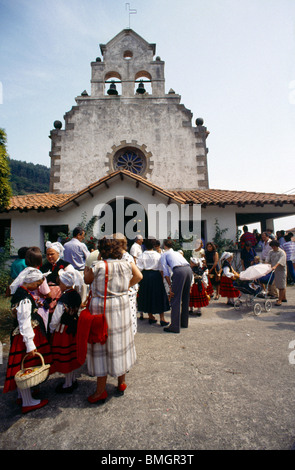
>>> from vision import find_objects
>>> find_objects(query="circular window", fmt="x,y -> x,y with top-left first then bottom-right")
113,148 -> 146,175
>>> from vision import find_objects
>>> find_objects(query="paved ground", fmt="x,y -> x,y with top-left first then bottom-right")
1,286 -> 295,452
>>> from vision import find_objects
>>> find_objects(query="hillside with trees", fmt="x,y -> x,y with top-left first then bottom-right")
9,159 -> 50,195
0,129 -> 12,209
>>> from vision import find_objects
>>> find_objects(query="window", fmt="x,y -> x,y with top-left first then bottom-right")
123,50 -> 133,60
113,148 -> 146,175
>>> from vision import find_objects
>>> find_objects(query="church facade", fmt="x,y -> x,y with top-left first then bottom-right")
49,29 -> 209,194
1,29 -> 295,253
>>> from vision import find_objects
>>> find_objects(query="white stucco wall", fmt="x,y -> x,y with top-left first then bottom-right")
2,180 -> 294,254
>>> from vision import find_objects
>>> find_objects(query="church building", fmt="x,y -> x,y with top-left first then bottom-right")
1,29 -> 295,252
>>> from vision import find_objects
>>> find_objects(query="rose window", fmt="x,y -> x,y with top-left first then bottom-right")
113,149 -> 146,175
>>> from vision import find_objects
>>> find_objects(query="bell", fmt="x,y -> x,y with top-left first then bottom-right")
136,80 -> 146,94
107,81 -> 118,95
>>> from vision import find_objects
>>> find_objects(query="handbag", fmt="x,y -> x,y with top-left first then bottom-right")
77,261 -> 109,365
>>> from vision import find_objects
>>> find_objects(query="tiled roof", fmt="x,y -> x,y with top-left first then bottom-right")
172,189 -> 295,207
5,193 -> 73,211
57,170 -> 186,208
2,171 -> 295,212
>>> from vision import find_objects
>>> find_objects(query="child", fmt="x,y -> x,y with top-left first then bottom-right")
219,252 -> 240,306
49,269 -> 82,393
253,255 -> 274,293
24,246 -> 53,331
3,267 -> 53,414
189,257 -> 210,316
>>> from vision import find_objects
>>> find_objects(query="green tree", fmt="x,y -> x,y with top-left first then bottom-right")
0,129 -> 12,209
212,218 -> 235,255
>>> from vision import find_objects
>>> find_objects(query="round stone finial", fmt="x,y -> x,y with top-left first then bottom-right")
195,118 -> 204,126
53,120 -> 62,129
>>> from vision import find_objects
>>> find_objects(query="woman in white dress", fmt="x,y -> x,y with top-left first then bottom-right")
83,237 -> 142,404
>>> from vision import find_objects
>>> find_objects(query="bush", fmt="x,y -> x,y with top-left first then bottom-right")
0,238 -> 13,294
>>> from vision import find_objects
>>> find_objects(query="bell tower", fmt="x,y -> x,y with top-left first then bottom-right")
49,29 -> 209,193
91,29 -> 165,98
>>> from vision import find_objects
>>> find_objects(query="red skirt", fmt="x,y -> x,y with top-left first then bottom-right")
51,329 -> 81,374
220,276 -> 240,298
189,283 -> 210,308
206,277 -> 214,296
3,326 -> 54,393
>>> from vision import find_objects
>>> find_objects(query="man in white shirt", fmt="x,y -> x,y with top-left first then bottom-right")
161,239 -> 192,333
130,235 -> 143,263
261,232 -> 272,262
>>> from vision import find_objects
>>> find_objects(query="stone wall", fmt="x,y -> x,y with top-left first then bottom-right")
49,29 -> 209,193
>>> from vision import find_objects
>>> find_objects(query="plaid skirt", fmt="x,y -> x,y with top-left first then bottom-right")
189,283 -> 210,308
3,325 -> 54,393
86,293 -> 136,378
51,328 -> 81,374
220,276 -> 240,298
86,260 -> 136,378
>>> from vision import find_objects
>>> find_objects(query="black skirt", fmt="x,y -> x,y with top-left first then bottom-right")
137,270 -> 170,314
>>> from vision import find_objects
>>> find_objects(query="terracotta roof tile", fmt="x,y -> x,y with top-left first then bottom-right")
5,193 -> 73,211
2,171 -> 295,212
172,189 -> 295,206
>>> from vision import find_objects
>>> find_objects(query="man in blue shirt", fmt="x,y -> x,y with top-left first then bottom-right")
161,239 -> 192,333
64,226 -> 90,271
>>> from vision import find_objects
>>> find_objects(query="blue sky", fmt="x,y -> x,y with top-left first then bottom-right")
1,0 -> 295,230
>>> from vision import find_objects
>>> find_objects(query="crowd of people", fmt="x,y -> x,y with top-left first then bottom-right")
3,224 -> 294,413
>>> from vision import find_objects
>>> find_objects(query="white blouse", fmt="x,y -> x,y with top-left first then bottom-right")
49,302 -> 64,333
223,266 -> 234,278
16,299 -> 36,353
137,250 -> 163,271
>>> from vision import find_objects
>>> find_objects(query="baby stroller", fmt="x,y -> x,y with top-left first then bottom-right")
232,267 -> 274,315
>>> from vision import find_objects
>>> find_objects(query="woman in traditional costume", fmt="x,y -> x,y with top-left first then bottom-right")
49,269 -> 82,393
40,241 -> 83,315
3,267 -> 53,414
189,257 -> 210,316
219,252 -> 240,306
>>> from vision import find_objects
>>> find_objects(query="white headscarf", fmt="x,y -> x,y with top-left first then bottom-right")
190,257 -> 204,267
58,268 -> 83,289
46,241 -> 64,258
10,267 -> 51,294
220,252 -> 233,262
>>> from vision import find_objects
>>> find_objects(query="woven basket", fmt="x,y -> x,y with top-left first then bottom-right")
15,352 -> 50,390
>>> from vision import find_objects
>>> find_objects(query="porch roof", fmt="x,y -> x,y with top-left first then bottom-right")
2,170 -> 295,212
172,188 -> 295,208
